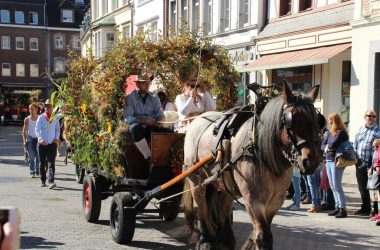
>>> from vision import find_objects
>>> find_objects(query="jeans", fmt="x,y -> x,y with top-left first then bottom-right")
307,172 -> 321,207
356,166 -> 371,212
27,136 -> 39,174
39,143 -> 57,184
326,160 -> 346,208
292,176 -> 301,206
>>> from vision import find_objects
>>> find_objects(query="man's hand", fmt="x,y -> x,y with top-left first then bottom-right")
38,139 -> 47,146
53,139 -> 60,145
1,222 -> 15,250
145,118 -> 156,126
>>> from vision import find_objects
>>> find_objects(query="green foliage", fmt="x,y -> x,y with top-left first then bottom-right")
53,30 -> 239,182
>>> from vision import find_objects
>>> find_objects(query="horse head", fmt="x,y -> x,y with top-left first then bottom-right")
280,81 -> 320,175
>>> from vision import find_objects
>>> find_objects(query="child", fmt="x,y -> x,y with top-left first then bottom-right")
369,139 -> 380,224
286,166 -> 301,211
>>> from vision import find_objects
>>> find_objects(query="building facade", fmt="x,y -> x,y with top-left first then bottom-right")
350,0 -> 380,137
246,0 -> 354,123
163,0 -> 260,105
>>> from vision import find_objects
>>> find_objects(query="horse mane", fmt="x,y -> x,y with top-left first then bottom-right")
257,92 -> 315,177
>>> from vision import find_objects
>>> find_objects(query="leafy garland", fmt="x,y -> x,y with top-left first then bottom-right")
53,30 -> 239,183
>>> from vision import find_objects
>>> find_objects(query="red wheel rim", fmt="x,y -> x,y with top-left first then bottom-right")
84,182 -> 91,213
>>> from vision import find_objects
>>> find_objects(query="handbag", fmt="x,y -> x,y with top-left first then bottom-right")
367,172 -> 380,190
335,154 -> 358,168
320,164 -> 330,190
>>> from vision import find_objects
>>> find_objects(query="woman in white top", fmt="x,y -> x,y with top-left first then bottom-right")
175,80 -> 216,131
22,103 -> 40,178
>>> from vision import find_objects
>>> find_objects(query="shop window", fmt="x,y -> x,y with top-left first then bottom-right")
341,61 -> 351,125
272,66 -> 313,92
299,0 -> 312,12
279,0 -> 292,16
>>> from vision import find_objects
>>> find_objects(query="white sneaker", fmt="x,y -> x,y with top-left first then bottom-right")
286,203 -> 296,209
48,183 -> 56,189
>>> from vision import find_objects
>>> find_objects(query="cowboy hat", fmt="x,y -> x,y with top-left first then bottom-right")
44,99 -> 53,106
135,74 -> 151,82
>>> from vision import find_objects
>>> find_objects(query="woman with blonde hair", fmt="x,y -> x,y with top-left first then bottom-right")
321,112 -> 349,218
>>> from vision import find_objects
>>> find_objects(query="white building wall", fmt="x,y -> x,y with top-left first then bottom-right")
133,0 -> 164,36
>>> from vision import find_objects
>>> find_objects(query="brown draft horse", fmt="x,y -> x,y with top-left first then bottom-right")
182,82 -> 320,250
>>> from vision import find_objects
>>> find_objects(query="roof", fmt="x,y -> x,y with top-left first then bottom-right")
47,0 -> 88,28
258,4 -> 354,39
245,43 -> 351,71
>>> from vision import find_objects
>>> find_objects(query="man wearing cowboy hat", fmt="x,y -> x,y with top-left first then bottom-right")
124,74 -> 170,170
35,99 -> 60,189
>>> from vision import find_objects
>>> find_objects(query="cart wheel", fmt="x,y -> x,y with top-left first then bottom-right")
110,192 -> 136,244
75,164 -> 85,184
82,174 -> 101,222
159,200 -> 179,222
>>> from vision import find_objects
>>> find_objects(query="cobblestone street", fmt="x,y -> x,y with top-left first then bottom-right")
0,125 -> 379,250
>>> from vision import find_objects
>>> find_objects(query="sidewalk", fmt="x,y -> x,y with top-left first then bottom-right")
0,125 -> 379,249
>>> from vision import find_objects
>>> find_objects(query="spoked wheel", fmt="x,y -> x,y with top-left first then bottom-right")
82,174 -> 101,222
110,192 -> 136,244
75,164 -> 85,184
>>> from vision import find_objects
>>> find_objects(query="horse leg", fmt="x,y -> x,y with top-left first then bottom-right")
213,190 -> 235,250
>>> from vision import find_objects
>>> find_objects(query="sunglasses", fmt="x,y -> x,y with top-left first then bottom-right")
189,85 -> 200,89
366,115 -> 376,118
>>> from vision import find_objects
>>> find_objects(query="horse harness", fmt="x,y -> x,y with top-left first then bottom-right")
196,83 -> 315,201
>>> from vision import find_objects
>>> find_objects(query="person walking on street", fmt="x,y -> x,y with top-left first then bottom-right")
322,112 -> 349,218
22,103 -> 40,178
35,99 -> 60,189
353,110 -> 380,215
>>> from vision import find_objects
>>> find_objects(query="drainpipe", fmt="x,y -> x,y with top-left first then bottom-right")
130,0 -> 134,37
44,0 -> 51,98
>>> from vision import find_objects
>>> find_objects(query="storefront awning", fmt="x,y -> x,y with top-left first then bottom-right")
234,65 -> 252,73
245,43 -> 351,71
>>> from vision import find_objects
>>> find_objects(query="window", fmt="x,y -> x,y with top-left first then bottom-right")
54,58 -> 65,72
272,66 -> 312,92
71,35 -> 80,49
279,0 -> 292,16
203,0 -> 212,35
29,12 -> 38,25
30,64 -> 39,77
299,0 -> 312,12
16,63 -> 25,77
220,0 -> 230,31
181,0 -> 188,24
30,38 -> 38,51
1,36 -> 10,49
2,63 -> 11,76
103,0 -> 109,14
239,0 -> 249,27
122,25 -> 130,38
15,11 -> 25,24
75,0 -> 84,5
16,37 -> 25,50
149,21 -> 158,41
169,0 -> 177,32
106,32 -> 115,49
0,10 -> 10,23
55,34 -> 64,49
62,9 -> 74,23
192,0 -> 200,31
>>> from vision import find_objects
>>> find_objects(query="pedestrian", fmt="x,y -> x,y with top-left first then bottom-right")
353,110 -> 380,216
22,103 -> 40,178
286,166 -> 301,211
35,99 -> 60,189
322,112 -> 348,218
157,91 -> 174,111
369,139 -> 380,221
175,78 -> 216,132
124,74 -> 171,170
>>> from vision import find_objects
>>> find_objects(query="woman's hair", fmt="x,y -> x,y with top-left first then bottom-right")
328,112 -> 347,135
372,139 -> 380,147
29,103 -> 38,109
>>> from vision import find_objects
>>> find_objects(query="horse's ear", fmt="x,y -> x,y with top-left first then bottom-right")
282,80 -> 294,103
307,85 -> 320,102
